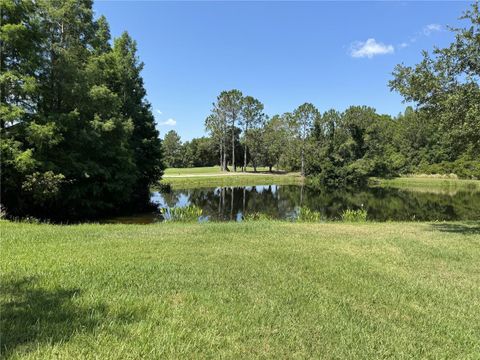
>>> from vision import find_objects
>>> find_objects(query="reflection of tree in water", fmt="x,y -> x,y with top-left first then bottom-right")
161,191 -> 181,208
157,185 -> 480,221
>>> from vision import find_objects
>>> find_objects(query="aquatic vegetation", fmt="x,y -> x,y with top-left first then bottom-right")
161,205 -> 203,222
297,206 -> 322,222
341,207 -> 368,222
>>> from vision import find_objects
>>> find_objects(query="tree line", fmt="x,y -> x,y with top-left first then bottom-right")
1,0 -> 163,220
164,3 -> 479,185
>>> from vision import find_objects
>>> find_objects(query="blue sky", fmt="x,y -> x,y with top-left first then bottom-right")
94,1 -> 471,140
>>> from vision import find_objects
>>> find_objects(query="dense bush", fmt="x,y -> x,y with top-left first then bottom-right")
341,208 -> 368,222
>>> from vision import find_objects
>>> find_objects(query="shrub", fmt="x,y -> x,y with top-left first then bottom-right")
341,208 -> 368,222
161,205 -> 203,222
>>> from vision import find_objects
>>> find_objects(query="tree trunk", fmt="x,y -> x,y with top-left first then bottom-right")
301,143 -> 305,177
219,141 -> 223,171
244,144 -> 247,172
243,129 -> 247,172
232,122 -> 236,172
222,140 -> 227,171
269,165 -> 272,172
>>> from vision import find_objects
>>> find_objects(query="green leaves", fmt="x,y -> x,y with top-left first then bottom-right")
0,0 -> 163,220
390,2 -> 480,162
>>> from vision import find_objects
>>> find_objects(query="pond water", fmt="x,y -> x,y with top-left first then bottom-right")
110,184 -> 480,223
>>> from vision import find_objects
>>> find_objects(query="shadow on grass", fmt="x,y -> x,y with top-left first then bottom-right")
0,277 -> 139,358
430,222 -> 480,235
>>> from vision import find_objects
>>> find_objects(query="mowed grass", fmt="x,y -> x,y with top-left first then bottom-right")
372,176 -> 480,191
161,174 -> 302,189
1,220 -> 480,359
164,166 -> 274,176
164,166 -> 224,175
161,166 -> 302,188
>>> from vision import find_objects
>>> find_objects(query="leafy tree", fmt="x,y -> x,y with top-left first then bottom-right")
111,32 -> 163,208
184,137 -> 217,167
205,107 -> 228,171
390,2 -> 480,167
263,115 -> 288,172
0,0 -> 163,220
247,127 -> 265,172
216,90 -> 243,171
292,103 -> 320,176
240,96 -> 265,171
163,130 -> 183,167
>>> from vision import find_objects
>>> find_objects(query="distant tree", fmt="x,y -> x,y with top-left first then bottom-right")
205,106 -> 228,170
292,103 -> 320,176
189,137 -> 217,167
240,96 -> 265,171
163,130 -> 183,167
263,115 -> 288,172
278,112 -> 301,171
216,90 -> 243,171
247,127 -> 265,172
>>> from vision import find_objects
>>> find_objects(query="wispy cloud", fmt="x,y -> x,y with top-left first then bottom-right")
350,38 -> 394,59
423,23 -> 442,36
156,109 -> 162,115
402,23 -> 443,48
159,118 -> 176,126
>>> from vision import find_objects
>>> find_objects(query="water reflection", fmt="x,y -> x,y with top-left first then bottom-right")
140,184 -> 480,223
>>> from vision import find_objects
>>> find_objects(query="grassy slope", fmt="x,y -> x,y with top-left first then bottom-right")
162,168 -> 480,190
161,174 -> 302,189
1,220 -> 479,359
162,166 -> 302,188
164,166 -> 273,176
164,166 -> 223,175
372,176 -> 480,190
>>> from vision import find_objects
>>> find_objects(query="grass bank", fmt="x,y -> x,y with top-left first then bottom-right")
1,220 -> 479,359
371,176 -> 480,192
161,166 -> 302,188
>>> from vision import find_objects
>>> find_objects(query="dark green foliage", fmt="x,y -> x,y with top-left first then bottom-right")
389,2 -> 480,176
163,130 -> 183,168
306,106 -> 400,186
0,0 -> 163,220
182,137 -> 218,167
305,3 -> 480,185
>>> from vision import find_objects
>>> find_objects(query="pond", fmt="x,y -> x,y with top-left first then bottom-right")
109,184 -> 480,223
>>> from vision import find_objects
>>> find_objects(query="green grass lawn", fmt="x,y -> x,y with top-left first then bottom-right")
161,174 -> 303,189
162,166 -> 302,188
164,166 -> 274,176
372,176 -> 480,191
1,220 -> 479,359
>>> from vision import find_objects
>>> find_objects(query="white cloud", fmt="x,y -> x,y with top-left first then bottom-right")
399,42 -> 409,48
350,38 -> 394,58
156,109 -> 162,115
159,118 -> 176,126
423,23 -> 442,36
